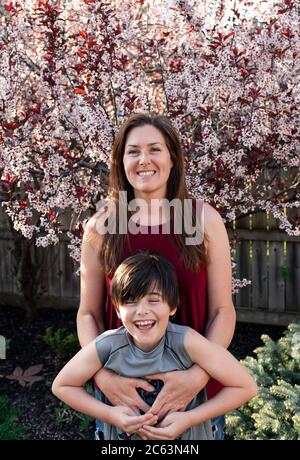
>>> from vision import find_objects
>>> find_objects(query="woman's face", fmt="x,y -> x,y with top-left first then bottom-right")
123,125 -> 173,200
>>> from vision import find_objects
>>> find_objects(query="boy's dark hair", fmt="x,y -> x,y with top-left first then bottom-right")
110,251 -> 180,311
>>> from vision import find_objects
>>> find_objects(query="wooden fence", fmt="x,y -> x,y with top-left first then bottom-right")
0,206 -> 80,310
0,206 -> 299,325
229,208 -> 300,325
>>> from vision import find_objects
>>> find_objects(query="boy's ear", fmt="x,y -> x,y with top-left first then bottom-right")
169,307 -> 177,319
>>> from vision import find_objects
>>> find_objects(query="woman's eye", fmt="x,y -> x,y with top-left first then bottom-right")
127,149 -> 160,155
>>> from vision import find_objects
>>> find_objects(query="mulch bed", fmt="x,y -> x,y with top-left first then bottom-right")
0,305 -> 286,440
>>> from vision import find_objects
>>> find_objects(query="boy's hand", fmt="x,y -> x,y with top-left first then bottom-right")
139,411 -> 190,440
108,406 -> 158,435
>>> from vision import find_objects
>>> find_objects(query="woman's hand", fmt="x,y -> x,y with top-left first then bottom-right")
139,412 -> 190,440
108,406 -> 158,435
145,365 -> 210,421
94,367 -> 156,414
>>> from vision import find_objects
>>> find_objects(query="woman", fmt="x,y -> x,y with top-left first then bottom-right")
77,112 -> 236,440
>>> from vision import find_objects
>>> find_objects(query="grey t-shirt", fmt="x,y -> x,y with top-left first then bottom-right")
95,322 -> 213,440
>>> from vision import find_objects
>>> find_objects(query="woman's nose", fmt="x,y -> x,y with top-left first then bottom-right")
139,152 -> 150,166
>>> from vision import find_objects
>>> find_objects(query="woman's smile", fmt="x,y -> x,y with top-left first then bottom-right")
136,170 -> 157,177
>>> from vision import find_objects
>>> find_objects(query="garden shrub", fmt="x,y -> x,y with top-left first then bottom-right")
226,323 -> 300,440
0,395 -> 28,440
42,327 -> 80,360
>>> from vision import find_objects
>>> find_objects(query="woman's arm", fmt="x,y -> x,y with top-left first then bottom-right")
77,212 -> 107,347
52,341 -> 157,433
203,202 -> 236,346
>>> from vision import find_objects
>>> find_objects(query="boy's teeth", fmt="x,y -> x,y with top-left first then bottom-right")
136,321 -> 154,326
135,320 -> 155,329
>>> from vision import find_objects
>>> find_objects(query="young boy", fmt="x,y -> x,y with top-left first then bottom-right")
52,251 -> 258,440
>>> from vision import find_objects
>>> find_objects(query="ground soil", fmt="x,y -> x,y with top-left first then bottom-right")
0,305 -> 286,440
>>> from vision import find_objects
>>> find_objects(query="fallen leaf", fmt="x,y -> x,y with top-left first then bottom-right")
24,364 -> 44,376
6,365 -> 44,387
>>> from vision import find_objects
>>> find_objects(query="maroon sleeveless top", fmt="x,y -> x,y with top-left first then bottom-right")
104,221 -> 223,399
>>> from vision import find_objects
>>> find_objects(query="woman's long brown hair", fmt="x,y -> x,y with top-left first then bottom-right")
97,112 -> 207,275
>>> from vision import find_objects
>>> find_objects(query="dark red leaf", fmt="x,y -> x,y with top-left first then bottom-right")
19,200 -> 27,209
48,208 -> 56,221
4,2 -> 13,12
224,31 -> 235,40
281,29 -> 292,38
74,87 -> 87,95
3,122 -> 18,130
79,31 -> 88,40
77,49 -> 86,58
240,68 -> 250,77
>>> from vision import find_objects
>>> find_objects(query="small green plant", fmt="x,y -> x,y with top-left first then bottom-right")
42,327 -> 80,360
279,265 -> 290,281
226,323 -> 300,440
0,395 -> 28,440
54,404 -> 94,431
53,382 -> 94,432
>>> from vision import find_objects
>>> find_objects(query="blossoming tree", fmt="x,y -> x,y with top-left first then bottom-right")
0,0 -> 299,314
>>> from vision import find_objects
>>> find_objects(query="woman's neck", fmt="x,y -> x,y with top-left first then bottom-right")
130,195 -> 169,226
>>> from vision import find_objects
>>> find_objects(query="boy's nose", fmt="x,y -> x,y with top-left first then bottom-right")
136,302 -> 150,315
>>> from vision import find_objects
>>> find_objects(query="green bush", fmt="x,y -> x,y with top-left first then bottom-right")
42,327 -> 80,360
0,395 -> 28,440
226,323 -> 300,440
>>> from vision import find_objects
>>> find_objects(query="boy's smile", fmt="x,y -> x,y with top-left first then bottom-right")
117,291 -> 176,352
134,319 -> 156,330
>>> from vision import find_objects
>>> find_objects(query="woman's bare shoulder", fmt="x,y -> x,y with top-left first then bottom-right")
83,207 -> 110,250
202,202 -> 224,227
85,211 -> 103,234
84,200 -> 110,237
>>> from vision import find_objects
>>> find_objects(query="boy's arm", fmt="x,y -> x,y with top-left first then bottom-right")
140,328 -> 257,440
183,328 -> 258,425
52,340 -> 112,422
52,341 -> 158,432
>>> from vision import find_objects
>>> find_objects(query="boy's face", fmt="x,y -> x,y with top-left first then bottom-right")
117,290 -> 177,352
